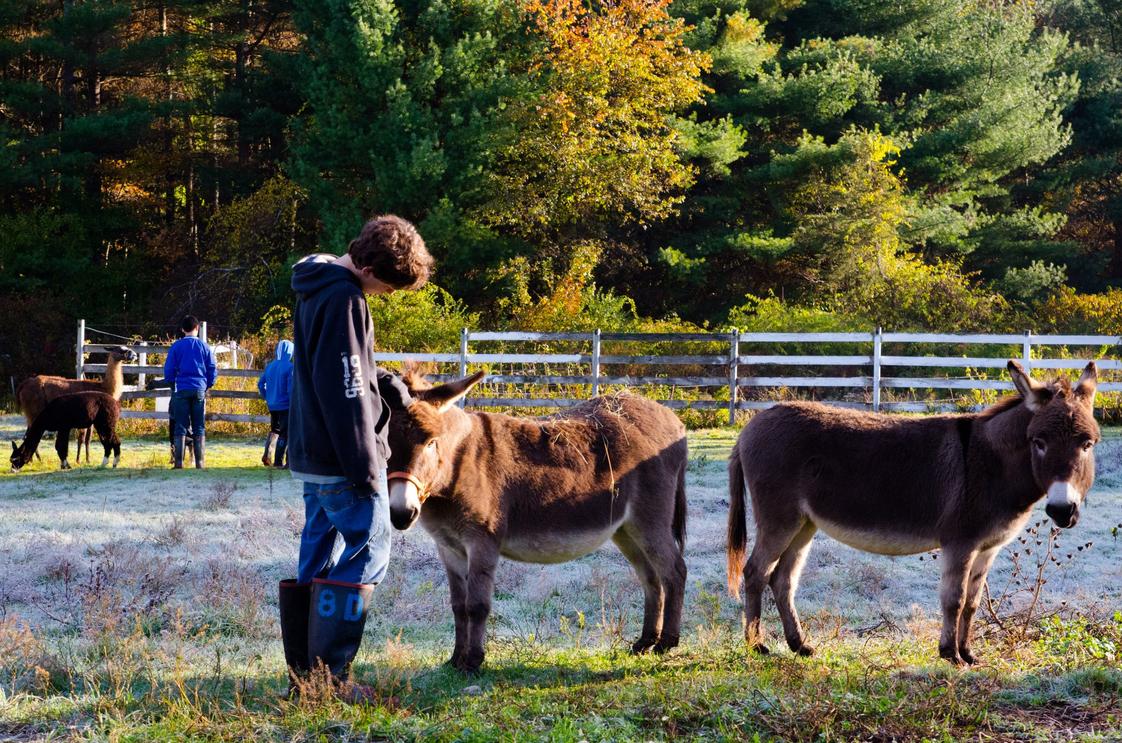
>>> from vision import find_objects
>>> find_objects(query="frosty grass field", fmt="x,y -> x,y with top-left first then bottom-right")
0,415 -> 1120,741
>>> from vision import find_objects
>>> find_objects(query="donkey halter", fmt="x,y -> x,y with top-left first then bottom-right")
387,471 -> 431,504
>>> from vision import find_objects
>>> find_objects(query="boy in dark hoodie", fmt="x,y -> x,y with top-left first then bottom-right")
257,339 -> 294,468
279,215 -> 432,699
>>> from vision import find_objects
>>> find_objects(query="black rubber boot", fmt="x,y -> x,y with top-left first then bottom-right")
274,437 -> 287,468
193,434 -> 205,469
307,579 -> 375,700
172,435 -> 185,469
279,579 -> 311,695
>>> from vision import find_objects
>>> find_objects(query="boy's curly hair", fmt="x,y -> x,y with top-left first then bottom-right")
347,215 -> 433,290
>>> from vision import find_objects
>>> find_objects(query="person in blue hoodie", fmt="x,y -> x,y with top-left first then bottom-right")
163,315 -> 218,469
277,215 -> 432,700
257,339 -> 294,468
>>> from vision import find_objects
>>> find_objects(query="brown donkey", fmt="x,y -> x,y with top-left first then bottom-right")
727,361 -> 1100,665
386,371 -> 688,673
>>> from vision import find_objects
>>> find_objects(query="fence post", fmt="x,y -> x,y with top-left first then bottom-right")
230,340 -> 238,370
728,328 -> 740,425
458,327 -> 469,407
200,321 -> 208,344
591,329 -> 601,398
138,341 -> 148,390
872,326 -> 882,413
1022,330 -> 1032,372
76,319 -> 85,379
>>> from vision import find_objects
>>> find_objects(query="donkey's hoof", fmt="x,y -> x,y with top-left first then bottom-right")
793,642 -> 815,657
959,648 -> 977,665
630,637 -> 657,655
653,635 -> 679,654
453,649 -> 485,675
751,643 -> 770,656
939,646 -> 965,666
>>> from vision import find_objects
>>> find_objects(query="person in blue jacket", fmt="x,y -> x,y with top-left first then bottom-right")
163,315 -> 218,468
258,339 -> 293,468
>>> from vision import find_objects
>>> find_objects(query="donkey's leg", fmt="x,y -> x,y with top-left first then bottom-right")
461,539 -> 500,674
957,545 -> 999,664
436,542 -> 469,667
641,535 -> 687,654
769,520 -> 817,656
612,529 -> 663,653
938,544 -> 977,665
743,518 -> 806,654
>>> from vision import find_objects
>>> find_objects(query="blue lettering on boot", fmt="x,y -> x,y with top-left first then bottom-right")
344,593 -> 364,621
317,588 -> 337,618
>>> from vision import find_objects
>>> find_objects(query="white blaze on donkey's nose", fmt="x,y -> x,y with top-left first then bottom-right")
1046,481 -> 1081,509
389,477 -> 420,513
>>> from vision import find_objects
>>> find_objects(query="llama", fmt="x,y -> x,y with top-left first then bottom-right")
16,345 -> 135,462
10,391 -> 122,471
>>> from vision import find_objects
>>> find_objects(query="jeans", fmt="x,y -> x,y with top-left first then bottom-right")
171,390 -> 206,438
297,470 -> 391,586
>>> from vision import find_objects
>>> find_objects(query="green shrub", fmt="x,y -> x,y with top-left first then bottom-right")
367,284 -> 479,351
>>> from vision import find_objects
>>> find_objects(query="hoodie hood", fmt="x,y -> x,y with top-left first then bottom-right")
275,339 -> 293,361
291,253 -> 360,297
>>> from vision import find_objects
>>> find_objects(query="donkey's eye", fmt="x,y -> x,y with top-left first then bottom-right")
425,439 -> 437,450
1081,439 -> 1095,452
1031,438 -> 1047,454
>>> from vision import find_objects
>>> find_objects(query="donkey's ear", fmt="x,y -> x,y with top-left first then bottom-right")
1007,360 -> 1050,412
421,371 -> 486,412
11,440 -> 16,452
1074,361 -> 1097,406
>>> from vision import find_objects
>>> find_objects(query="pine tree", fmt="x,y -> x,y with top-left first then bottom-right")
637,0 -> 1077,323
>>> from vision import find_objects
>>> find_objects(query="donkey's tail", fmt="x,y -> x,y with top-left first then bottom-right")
672,448 -> 687,552
726,445 -> 748,598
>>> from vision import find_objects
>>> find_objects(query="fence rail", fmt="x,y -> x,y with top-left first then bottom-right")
76,323 -> 1122,425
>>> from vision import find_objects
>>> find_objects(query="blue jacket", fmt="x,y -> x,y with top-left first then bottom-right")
258,340 -> 293,411
164,336 -> 218,393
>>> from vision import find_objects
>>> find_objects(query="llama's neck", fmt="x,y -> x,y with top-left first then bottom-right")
21,416 -> 47,457
103,356 -> 125,399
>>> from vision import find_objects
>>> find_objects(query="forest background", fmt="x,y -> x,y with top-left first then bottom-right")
3,0 -> 1122,382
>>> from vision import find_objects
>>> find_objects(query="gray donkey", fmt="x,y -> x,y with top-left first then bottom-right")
728,360 -> 1099,665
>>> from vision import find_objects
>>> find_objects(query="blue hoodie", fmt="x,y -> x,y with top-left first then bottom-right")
287,254 -> 413,489
258,340 -> 294,411
164,335 -> 218,393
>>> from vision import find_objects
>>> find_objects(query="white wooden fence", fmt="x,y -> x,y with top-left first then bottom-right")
77,322 -> 1121,426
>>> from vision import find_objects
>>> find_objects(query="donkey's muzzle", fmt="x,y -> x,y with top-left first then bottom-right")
388,476 -> 423,531
1045,501 -> 1079,529
389,505 -> 419,531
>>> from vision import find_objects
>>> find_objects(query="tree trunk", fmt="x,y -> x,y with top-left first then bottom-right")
1110,214 -> 1122,280
162,2 -> 175,226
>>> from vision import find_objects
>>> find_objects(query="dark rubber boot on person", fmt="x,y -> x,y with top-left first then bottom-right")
274,437 -> 287,469
307,578 -> 376,702
193,435 -> 205,469
172,435 -> 185,469
278,579 -> 311,696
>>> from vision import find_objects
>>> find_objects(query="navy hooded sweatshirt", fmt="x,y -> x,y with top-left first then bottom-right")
287,254 -> 412,491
